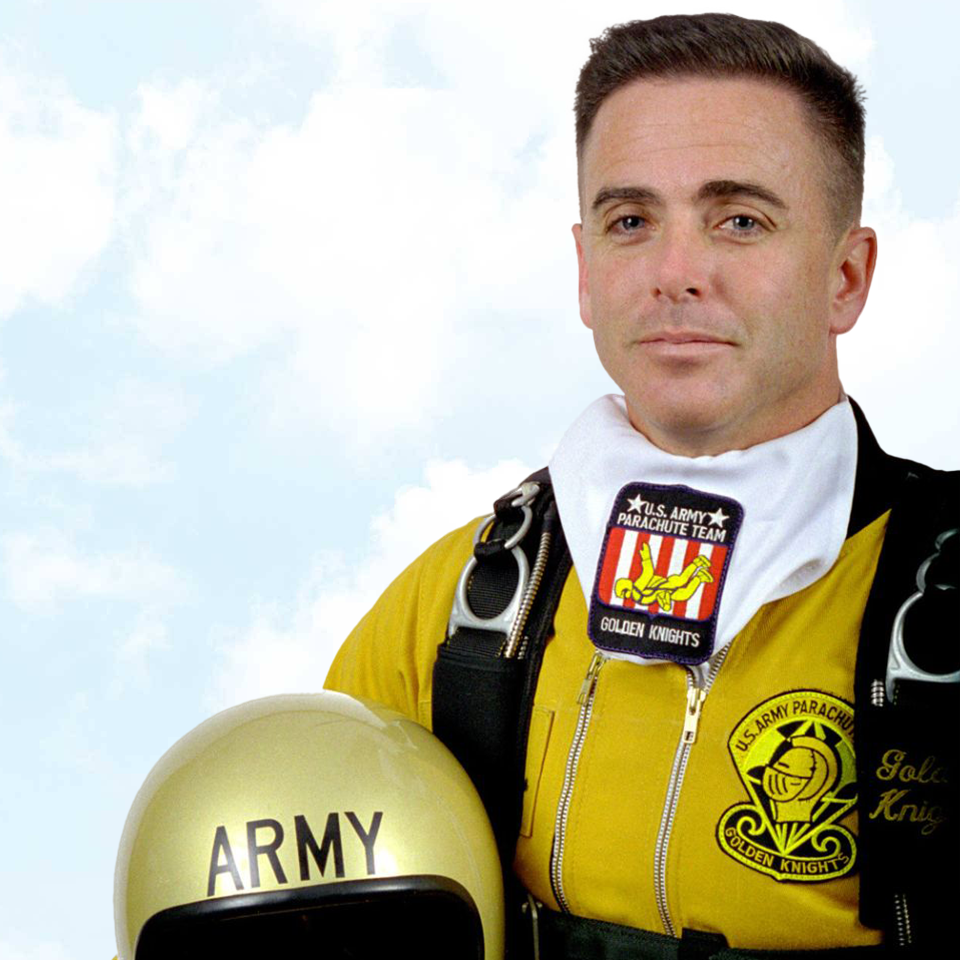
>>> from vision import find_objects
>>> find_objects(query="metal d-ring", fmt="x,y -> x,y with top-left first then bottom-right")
447,515 -> 531,637
475,481 -> 540,552
886,527 -> 960,703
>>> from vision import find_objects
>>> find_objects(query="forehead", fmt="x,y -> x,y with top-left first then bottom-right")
580,77 -> 827,209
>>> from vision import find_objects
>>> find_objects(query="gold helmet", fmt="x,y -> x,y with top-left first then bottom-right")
114,692 -> 504,959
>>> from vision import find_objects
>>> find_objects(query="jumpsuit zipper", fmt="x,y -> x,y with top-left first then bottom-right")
653,646 -> 731,937
550,647 -> 729,924
549,650 -> 607,912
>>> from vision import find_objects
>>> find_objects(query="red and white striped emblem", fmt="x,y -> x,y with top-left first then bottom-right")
597,528 -> 727,620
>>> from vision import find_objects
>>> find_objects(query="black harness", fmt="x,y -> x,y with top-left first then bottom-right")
432,403 -> 958,959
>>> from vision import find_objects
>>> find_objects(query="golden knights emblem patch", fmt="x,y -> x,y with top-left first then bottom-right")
589,482 -> 743,665
717,690 -> 858,882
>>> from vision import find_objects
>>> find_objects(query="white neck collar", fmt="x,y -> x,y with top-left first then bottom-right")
549,395 -> 857,665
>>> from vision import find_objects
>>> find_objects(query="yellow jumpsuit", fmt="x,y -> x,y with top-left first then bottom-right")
325,511 -> 890,950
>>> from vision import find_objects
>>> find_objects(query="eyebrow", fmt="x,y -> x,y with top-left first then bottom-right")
591,186 -> 660,211
696,179 -> 787,210
590,180 -> 788,213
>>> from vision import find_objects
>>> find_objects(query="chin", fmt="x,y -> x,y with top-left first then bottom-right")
635,407 -> 718,438
625,394 -> 743,453
628,390 -> 725,427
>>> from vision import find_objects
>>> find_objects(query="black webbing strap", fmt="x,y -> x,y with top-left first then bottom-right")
854,465 -> 959,948
432,468 -> 572,866
535,907 -> 896,959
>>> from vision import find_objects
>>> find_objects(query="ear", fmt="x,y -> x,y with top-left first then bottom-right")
573,223 -> 593,329
829,226 -> 877,336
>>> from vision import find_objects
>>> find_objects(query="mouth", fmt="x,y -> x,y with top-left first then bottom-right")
640,331 -> 734,346
635,332 -> 736,364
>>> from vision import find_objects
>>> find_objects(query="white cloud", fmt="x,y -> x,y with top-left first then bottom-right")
208,457 -> 531,708
1,528 -> 188,611
128,78 -> 217,157
120,75 -> 559,430
41,443 -> 174,488
259,0 -> 875,89
111,2 -> 601,434
838,136 -> 960,466
112,611 -> 171,695
0,56 -> 117,319
0,378 -> 190,487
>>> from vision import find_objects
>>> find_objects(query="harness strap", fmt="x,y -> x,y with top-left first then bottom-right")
432,468 -> 572,866
853,465 -> 959,948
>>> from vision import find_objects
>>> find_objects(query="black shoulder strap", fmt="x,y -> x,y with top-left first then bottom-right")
854,453 -> 959,948
431,468 -> 572,865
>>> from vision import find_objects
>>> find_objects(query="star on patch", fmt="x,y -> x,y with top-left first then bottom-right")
627,494 -> 647,513
707,506 -> 729,527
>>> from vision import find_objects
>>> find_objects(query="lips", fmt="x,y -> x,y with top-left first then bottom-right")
634,332 -> 737,365
640,331 -> 734,345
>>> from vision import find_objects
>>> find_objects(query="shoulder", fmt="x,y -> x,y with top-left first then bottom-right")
848,399 -> 957,538
324,516 -> 482,723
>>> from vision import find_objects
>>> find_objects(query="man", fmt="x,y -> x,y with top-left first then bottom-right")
326,13 -> 956,956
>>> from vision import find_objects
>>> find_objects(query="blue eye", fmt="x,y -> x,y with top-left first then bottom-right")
609,214 -> 648,236
723,214 -> 762,234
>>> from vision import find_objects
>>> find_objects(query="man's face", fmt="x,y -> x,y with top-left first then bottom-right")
575,77 -> 875,455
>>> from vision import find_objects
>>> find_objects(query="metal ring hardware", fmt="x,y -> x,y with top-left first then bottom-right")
448,516 -> 531,638
885,528 -> 959,703
481,481 -> 540,551
446,482 -> 541,640
915,527 -> 957,593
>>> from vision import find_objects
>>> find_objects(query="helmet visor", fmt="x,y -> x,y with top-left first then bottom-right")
135,876 -> 483,960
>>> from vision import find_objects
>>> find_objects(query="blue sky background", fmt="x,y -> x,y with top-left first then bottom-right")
1,2 -> 957,957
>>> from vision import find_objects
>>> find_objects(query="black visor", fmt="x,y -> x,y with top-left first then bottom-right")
135,876 -> 485,960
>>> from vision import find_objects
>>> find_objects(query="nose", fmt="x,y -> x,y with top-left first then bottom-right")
651,223 -> 708,302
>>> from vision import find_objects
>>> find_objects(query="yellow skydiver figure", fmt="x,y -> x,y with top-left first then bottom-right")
615,542 -> 714,612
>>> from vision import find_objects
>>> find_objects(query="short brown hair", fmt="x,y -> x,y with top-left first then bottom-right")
575,13 -> 866,230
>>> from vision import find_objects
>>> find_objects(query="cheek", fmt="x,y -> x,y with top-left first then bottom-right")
750,286 -> 833,380
725,252 -> 825,334
590,254 -> 647,314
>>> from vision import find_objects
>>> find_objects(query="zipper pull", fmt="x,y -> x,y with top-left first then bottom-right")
578,651 -> 607,705
682,684 -> 706,745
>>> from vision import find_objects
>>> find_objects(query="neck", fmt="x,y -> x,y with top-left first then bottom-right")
626,391 -> 846,458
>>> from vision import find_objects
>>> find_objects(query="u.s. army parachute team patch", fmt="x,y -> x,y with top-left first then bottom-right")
717,691 -> 858,883
588,482 -> 743,664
